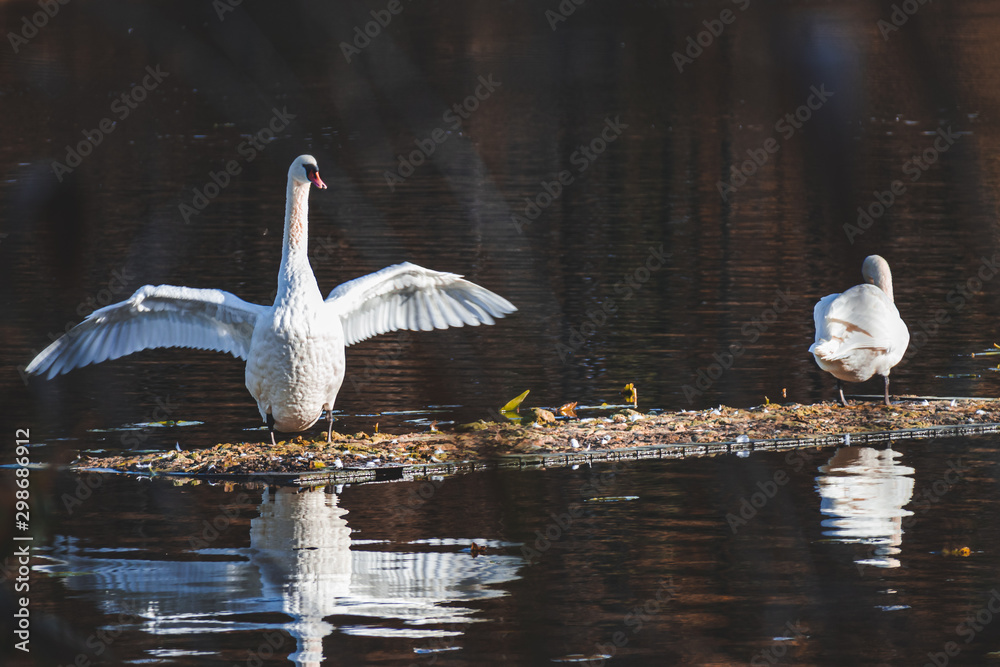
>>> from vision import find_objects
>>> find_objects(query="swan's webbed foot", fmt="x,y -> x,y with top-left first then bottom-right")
267,413 -> 276,447
837,380 -> 849,407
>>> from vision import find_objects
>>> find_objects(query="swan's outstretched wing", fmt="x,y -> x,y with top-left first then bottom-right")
26,285 -> 268,379
325,262 -> 517,346
809,284 -> 908,360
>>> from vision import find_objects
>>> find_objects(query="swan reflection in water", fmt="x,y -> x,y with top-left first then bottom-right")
38,485 -> 522,666
817,446 -> 915,569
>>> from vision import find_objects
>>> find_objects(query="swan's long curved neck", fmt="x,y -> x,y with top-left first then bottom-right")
878,276 -> 894,303
868,271 -> 894,302
863,257 -> 895,303
276,179 -> 317,303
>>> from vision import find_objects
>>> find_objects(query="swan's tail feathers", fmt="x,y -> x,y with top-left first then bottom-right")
25,285 -> 267,379
810,332 -> 892,362
809,340 -> 840,361
809,339 -> 843,361
327,262 -> 517,346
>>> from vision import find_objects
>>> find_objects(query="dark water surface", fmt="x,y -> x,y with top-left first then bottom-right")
9,435 -> 1000,666
5,0 -> 1000,664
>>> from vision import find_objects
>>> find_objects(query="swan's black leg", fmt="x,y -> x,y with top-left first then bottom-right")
267,413 -> 276,446
883,375 -> 891,407
837,380 -> 849,407
326,410 -> 335,444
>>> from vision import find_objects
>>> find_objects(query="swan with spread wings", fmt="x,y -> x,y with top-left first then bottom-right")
26,155 -> 517,444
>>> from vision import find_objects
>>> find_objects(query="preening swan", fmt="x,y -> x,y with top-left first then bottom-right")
26,155 -> 517,444
809,255 -> 909,406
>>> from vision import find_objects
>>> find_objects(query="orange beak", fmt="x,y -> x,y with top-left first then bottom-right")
308,170 -> 327,189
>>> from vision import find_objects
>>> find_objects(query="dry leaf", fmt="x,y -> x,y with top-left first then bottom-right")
558,401 -> 578,417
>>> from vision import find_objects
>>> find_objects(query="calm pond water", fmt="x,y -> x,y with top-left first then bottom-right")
5,0 -> 1000,664
7,434 -> 1000,666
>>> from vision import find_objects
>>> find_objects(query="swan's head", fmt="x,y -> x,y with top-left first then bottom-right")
862,255 -> 894,301
289,155 -> 327,189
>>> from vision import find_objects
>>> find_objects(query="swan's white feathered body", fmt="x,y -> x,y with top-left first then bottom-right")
809,255 -> 909,404
26,155 -> 517,441
810,284 -> 908,383
245,278 -> 344,434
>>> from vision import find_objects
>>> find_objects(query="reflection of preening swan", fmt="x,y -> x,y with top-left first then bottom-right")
26,155 -> 517,443
809,255 -> 909,406
817,446 -> 914,569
